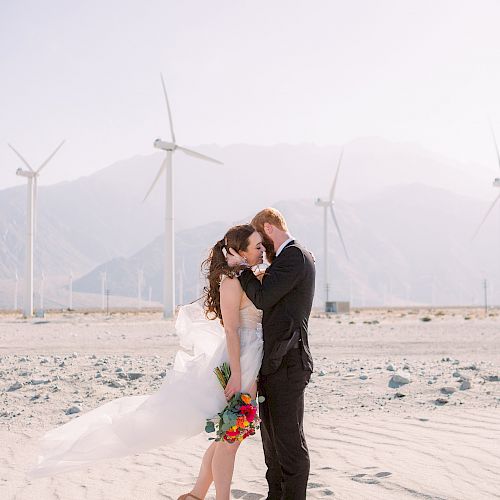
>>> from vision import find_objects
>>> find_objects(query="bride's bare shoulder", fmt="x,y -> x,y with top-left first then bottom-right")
220,275 -> 243,293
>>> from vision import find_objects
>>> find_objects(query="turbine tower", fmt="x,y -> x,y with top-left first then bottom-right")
473,120 -> 500,239
315,148 -> 349,308
144,74 -> 223,318
8,140 -> 65,317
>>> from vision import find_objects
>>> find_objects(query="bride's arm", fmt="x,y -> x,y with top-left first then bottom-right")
220,277 -> 243,401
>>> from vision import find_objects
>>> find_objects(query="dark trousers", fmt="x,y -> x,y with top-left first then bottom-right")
258,348 -> 311,500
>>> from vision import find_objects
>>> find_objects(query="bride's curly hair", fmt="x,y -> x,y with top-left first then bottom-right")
202,224 -> 256,322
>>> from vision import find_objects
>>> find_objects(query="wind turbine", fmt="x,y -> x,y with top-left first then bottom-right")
315,148 -> 349,308
8,140 -> 65,317
473,120 -> 500,239
143,74 -> 223,318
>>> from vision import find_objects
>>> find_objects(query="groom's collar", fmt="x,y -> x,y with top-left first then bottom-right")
275,237 -> 294,257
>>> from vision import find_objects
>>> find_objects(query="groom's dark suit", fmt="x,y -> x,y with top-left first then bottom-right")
239,240 -> 315,500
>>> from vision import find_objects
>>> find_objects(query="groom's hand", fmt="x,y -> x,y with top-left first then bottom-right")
226,248 -> 247,268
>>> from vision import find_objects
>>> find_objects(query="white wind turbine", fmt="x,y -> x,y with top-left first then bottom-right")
473,120 -> 500,239
8,140 -> 65,317
143,74 -> 223,318
315,148 -> 349,307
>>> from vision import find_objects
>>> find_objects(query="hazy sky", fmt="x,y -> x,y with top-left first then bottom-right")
1,0 -> 500,191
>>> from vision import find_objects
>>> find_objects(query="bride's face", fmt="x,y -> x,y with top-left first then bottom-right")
239,231 -> 264,266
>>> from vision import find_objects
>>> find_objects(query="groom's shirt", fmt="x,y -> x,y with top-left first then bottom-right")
275,237 -> 294,258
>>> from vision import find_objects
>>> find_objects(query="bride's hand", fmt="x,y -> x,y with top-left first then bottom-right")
226,248 -> 247,268
224,373 -> 241,401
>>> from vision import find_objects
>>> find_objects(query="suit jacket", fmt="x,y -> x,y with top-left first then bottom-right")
238,240 -> 315,375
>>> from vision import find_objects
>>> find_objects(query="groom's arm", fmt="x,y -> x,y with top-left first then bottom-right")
238,247 -> 304,310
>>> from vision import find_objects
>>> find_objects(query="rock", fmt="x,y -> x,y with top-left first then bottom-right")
65,406 -> 81,415
485,375 -> 499,382
452,371 -> 461,378
90,354 -> 97,359
7,381 -> 22,392
127,372 -> 144,381
158,371 -> 166,378
403,363 -> 410,371
115,367 -> 123,373
95,372 -> 102,379
440,387 -> 456,395
71,352 -> 78,358
318,370 -> 327,377
435,398 -> 449,405
452,360 -> 460,365
58,361 -> 65,368
386,364 -> 395,371
394,392 -> 406,398
107,380 -> 124,389
359,374 -> 368,380
389,372 -> 411,388
460,380 -> 471,391
117,372 -> 127,379
30,379 -> 49,385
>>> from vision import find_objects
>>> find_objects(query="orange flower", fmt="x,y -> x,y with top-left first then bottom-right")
241,394 -> 251,404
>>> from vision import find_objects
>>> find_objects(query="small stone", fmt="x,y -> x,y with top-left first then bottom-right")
30,379 -> 49,385
435,398 -> 449,405
452,360 -> 460,365
386,364 -> 395,371
107,380 -> 123,389
127,372 -> 144,381
403,363 -> 410,371
7,381 -> 22,392
71,352 -> 78,358
440,387 -> 456,395
95,372 -> 102,379
65,406 -> 81,415
117,372 -> 127,379
460,380 -> 471,391
452,371 -> 460,378
318,370 -> 327,377
359,374 -> 368,380
389,372 -> 411,388
485,375 -> 499,382
115,367 -> 123,373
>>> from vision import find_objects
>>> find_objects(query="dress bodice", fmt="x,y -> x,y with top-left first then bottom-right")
239,292 -> 263,331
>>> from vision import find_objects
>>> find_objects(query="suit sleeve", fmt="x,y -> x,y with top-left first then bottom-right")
238,246 -> 305,310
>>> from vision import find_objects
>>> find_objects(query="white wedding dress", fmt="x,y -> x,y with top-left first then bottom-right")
30,293 -> 263,477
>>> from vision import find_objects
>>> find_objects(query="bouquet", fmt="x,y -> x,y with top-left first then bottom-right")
205,362 -> 264,443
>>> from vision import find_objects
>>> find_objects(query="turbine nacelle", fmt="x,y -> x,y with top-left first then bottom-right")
315,198 -> 332,208
16,168 -> 35,178
154,138 -> 176,151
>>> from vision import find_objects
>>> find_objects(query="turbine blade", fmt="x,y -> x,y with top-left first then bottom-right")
177,145 -> 223,165
329,204 -> 349,260
472,193 -> 500,239
143,156 -> 168,202
329,147 -> 344,202
8,143 -> 34,171
37,139 -> 66,174
160,73 -> 176,144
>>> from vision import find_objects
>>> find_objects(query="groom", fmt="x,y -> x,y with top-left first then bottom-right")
228,208 -> 315,500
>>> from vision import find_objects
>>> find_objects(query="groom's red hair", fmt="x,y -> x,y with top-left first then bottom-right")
251,207 -> 288,233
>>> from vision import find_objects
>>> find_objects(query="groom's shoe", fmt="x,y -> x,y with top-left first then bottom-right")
178,494 -> 203,500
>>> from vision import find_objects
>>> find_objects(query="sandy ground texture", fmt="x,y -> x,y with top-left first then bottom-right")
1,308 -> 500,500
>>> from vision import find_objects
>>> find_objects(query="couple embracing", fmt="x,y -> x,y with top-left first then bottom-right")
31,208 -> 316,500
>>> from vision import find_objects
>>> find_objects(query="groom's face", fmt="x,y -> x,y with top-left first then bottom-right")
258,230 -> 276,263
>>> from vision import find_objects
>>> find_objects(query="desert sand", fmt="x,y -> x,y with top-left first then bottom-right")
1,308 -> 499,499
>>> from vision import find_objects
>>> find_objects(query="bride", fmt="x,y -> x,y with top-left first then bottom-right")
30,223 -> 265,500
